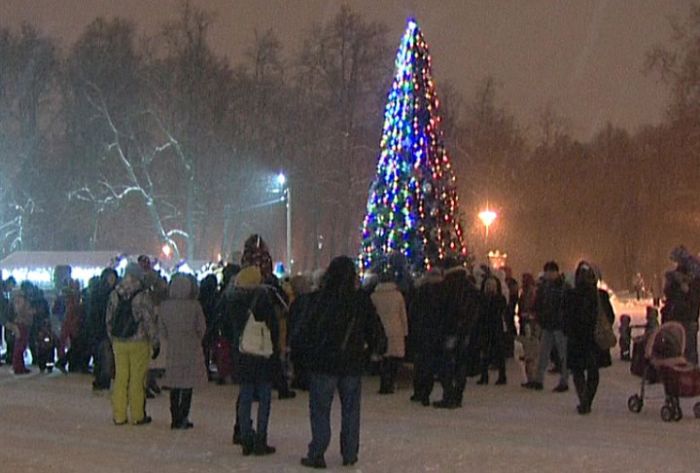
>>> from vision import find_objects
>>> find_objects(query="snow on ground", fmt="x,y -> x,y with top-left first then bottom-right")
1,351 -> 699,473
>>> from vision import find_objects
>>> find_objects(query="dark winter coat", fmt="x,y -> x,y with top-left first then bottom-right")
441,269 -> 480,354
289,291 -> 318,366
688,277 -> 700,324
564,287 -> 615,370
408,273 -> 445,356
534,277 -> 568,331
475,293 -> 507,355
662,270 -> 693,324
292,289 -> 386,377
229,285 -> 280,384
87,284 -> 112,342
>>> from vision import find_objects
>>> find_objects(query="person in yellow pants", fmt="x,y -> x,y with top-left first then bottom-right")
112,340 -> 151,424
107,263 -> 159,425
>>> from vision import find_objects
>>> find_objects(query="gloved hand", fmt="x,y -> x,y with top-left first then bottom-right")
151,344 -> 160,360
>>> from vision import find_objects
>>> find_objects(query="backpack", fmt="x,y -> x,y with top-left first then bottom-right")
239,292 -> 274,358
110,291 -> 142,339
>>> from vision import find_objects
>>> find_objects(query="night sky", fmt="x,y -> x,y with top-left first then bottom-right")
0,0 -> 691,138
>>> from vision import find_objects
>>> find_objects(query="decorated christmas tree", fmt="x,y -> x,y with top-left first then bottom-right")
359,19 -> 467,275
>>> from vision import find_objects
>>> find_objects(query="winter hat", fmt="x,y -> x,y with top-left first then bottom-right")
124,262 -> 145,283
241,234 -> 273,279
235,265 -> 262,287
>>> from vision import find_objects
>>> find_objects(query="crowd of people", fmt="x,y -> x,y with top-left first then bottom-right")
0,235 -> 634,469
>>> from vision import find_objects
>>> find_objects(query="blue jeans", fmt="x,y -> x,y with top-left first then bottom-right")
307,374 -> 361,463
536,329 -> 568,385
237,382 -> 272,438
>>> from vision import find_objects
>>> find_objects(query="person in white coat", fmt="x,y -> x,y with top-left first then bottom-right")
371,272 -> 409,394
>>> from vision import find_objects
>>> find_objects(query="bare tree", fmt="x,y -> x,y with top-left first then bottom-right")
0,24 -> 58,255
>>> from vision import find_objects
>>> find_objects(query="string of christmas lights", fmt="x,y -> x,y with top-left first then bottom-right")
359,18 -> 467,275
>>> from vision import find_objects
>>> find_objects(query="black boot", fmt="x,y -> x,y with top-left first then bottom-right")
253,433 -> 276,455
573,373 -> 589,413
170,389 -> 181,429
233,425 -> 241,445
241,434 -> 255,456
179,389 -> 193,429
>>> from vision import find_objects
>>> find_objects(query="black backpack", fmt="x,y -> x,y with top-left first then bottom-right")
110,291 -> 142,339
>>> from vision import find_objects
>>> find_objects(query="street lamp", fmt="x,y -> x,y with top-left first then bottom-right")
478,208 -> 497,244
478,209 -> 497,233
277,173 -> 293,274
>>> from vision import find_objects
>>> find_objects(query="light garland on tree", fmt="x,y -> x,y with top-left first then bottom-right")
359,19 -> 467,275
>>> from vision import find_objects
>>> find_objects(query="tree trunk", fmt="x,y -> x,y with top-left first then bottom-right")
185,174 -> 196,260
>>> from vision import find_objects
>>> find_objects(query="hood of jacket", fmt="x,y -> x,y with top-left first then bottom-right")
169,274 -> 196,300
116,277 -> 143,298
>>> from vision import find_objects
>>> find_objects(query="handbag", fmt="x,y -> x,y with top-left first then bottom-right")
239,292 -> 274,358
595,292 -> 617,350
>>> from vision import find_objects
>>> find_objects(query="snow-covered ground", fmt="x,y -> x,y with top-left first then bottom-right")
1,348 -> 699,473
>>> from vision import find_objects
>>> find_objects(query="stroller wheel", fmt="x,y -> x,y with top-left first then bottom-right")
661,405 -> 674,422
693,402 -> 700,419
628,395 -> 643,413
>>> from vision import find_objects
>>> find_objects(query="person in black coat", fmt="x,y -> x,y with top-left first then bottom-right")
408,269 -> 445,406
89,268 -> 118,390
476,275 -> 508,385
433,267 -> 480,408
198,274 -> 219,378
296,256 -> 386,469
564,261 -> 614,415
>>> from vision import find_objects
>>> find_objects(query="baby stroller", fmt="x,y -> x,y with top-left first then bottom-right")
627,322 -> 700,422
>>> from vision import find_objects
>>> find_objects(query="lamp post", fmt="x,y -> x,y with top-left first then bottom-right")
277,173 -> 292,274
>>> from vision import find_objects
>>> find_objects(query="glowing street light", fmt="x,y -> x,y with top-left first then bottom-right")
478,208 -> 497,244
276,172 -> 292,273
162,244 -> 172,258
478,209 -> 497,229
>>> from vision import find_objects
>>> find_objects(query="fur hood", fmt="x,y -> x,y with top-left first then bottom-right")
415,270 -> 443,287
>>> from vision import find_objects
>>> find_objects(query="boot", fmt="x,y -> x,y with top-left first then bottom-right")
233,423 -> 255,445
253,433 -> 276,455
241,434 -> 255,456
179,389 -> 193,429
477,372 -> 488,385
170,390 -> 181,429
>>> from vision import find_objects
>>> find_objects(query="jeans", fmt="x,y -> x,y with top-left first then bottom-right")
307,374 -> 361,463
237,382 -> 272,438
536,329 -> 568,385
